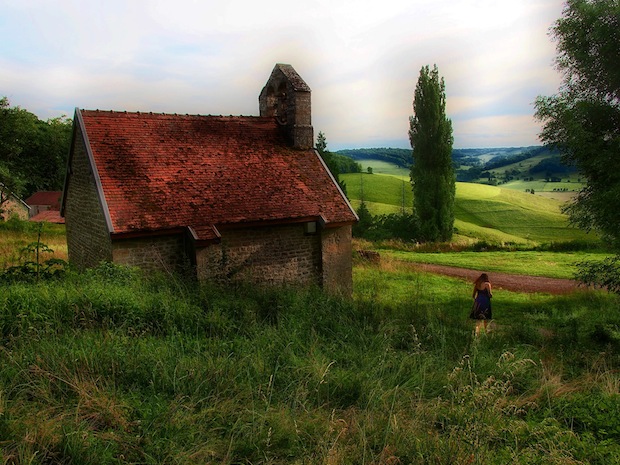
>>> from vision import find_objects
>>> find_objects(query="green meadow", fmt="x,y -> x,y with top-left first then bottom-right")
342,173 -> 594,245
377,249 -> 608,279
1,256 -> 619,464
353,158 -> 410,178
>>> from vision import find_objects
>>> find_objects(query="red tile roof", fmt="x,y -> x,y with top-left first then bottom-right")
30,210 -> 65,224
77,110 -> 356,239
25,191 -> 62,209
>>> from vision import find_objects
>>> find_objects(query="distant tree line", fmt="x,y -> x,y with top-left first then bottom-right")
335,146 -> 569,176
528,155 -> 573,175
330,153 -> 362,174
454,147 -> 576,183
336,148 -> 411,168
316,132 -> 358,196
481,146 -> 560,171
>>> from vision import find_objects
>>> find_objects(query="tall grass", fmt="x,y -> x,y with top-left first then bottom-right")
1,259 -> 619,464
0,219 -> 67,269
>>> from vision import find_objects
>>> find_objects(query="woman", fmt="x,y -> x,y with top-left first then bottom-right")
470,273 -> 492,334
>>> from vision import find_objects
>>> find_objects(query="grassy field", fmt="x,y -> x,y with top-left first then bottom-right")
501,178 -> 584,195
344,173 -> 413,215
1,255 -> 619,464
342,173 -> 595,246
353,158 -> 410,178
0,219 -> 67,269
481,153 -> 559,177
473,152 -> 584,190
377,249 -> 610,279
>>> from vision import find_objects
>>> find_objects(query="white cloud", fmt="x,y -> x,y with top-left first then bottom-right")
0,0 -> 566,148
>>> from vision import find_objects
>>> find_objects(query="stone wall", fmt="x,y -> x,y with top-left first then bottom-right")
289,90 -> 313,150
321,225 -> 353,296
64,124 -> 114,269
195,224 -> 322,288
112,234 -> 186,274
28,205 -> 50,217
1,197 -> 29,221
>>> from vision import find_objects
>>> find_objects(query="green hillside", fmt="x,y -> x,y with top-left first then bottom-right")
352,159 -> 410,178
341,173 -> 593,244
339,146 -> 582,195
343,173 -> 413,215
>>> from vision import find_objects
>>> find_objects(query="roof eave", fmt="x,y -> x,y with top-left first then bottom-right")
313,149 -> 359,223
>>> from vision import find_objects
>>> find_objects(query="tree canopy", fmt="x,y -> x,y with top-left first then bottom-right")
0,97 -> 72,198
315,131 -> 351,195
535,0 -> 620,291
535,0 -> 620,246
409,65 -> 455,242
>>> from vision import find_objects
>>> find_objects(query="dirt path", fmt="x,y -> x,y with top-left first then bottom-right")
407,263 -> 583,294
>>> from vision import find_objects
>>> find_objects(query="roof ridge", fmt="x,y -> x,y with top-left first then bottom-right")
81,109 -> 272,119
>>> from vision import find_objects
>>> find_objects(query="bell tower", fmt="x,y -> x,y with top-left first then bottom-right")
259,64 -> 313,149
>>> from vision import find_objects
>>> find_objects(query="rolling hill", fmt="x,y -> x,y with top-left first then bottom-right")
336,146 -> 582,197
341,172 -> 593,245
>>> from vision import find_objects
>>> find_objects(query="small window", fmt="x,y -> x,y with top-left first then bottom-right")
304,221 -> 318,235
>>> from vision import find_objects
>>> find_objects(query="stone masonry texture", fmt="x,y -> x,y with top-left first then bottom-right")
64,125 -> 113,270
195,224 -> 322,288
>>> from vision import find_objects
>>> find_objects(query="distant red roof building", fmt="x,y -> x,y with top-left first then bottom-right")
61,64 -> 357,295
30,210 -> 65,224
25,191 -> 62,218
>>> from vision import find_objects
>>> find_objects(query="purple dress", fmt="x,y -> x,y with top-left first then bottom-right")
471,288 -> 492,320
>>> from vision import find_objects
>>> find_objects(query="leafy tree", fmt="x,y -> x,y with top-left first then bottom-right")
36,116 -> 73,192
316,131 -> 328,154
316,131 -> 348,195
329,153 -> 362,174
0,164 -> 26,220
535,0 -> 620,291
0,97 -> 39,178
352,201 -> 374,238
409,65 -> 455,242
0,97 -> 72,196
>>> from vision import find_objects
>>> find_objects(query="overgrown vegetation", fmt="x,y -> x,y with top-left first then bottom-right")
0,257 -> 619,464
0,222 -> 68,282
0,217 -> 68,272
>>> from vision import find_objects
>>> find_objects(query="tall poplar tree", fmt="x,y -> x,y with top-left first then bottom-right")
409,65 -> 455,242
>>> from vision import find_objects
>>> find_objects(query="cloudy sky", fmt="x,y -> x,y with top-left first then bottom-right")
0,0 -> 565,150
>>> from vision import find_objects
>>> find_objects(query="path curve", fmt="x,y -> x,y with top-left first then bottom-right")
407,263 -> 583,294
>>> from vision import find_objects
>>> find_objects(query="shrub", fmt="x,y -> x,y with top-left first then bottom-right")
575,255 -> 620,294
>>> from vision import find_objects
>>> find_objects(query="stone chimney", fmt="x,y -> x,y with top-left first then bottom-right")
259,64 -> 313,149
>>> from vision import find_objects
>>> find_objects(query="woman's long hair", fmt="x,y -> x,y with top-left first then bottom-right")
474,273 -> 489,288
